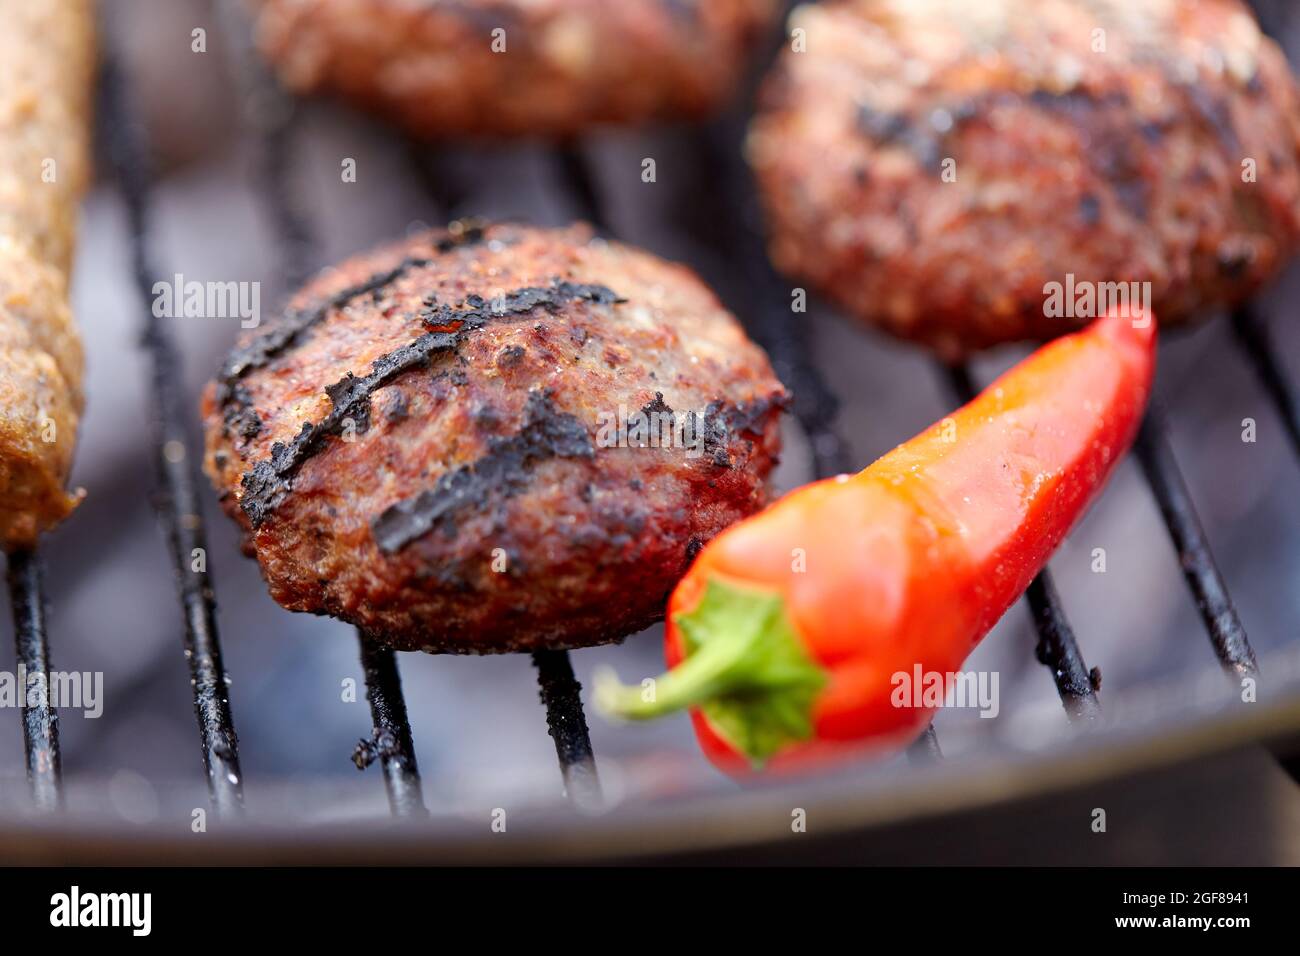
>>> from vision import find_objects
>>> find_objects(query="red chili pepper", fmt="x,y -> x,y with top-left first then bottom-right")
596,310 -> 1156,773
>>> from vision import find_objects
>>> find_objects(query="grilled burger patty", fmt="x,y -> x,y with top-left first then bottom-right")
749,0 -> 1300,355
202,223 -> 788,652
0,0 -> 94,550
252,0 -> 776,137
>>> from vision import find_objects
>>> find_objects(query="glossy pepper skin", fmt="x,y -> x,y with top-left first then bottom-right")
596,310 -> 1156,773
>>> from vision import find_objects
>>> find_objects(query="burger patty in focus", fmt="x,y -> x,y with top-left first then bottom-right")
252,0 -> 777,137
748,0 -> 1300,356
202,223 -> 788,652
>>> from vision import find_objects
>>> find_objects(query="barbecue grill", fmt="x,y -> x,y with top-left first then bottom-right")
1,0 -> 1297,864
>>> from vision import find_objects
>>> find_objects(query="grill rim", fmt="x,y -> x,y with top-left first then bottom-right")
0,652 -> 1296,862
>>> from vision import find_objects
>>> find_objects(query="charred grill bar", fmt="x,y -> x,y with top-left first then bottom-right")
691,125 -> 854,481
1231,306 -> 1300,459
1135,407 -> 1258,677
98,56 -> 245,815
907,724 -> 943,763
6,549 -> 62,809
356,641 -> 427,816
533,649 -> 602,807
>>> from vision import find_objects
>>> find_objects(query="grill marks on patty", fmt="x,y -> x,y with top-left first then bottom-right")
215,223 -> 488,434
238,324 -> 470,527
238,278 -> 623,530
371,390 -> 594,553
215,254 -> 429,406
422,280 -> 624,330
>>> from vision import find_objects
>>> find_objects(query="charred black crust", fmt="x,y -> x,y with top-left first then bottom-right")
611,389 -> 785,470
216,255 -> 432,410
421,280 -> 623,331
718,390 -> 790,436
383,390 -> 410,424
215,224 -> 491,430
702,390 -> 790,468
222,383 -> 264,441
239,327 -> 469,527
371,389 -> 595,554
856,99 -> 979,167
236,278 -> 624,528
640,391 -> 673,419
684,535 -> 705,567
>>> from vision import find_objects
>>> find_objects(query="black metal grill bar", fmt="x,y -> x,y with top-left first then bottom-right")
228,44 -> 431,816
533,649 -> 602,808
943,363 -> 1101,720
5,549 -> 62,809
98,57 -> 245,814
357,639 -> 427,817
694,129 -> 854,480
1025,574 -> 1102,719
1134,407 -> 1258,677
258,108 -> 316,291
557,144 -> 611,234
1231,305 -> 1300,459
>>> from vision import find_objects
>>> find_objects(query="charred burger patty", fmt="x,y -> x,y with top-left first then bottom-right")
251,0 -> 777,137
202,223 -> 787,652
748,0 -> 1300,355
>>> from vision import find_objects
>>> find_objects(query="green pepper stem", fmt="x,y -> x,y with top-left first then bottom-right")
594,622 -> 763,720
593,578 -> 828,766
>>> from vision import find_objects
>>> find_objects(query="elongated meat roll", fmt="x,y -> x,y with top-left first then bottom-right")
0,0 -> 94,550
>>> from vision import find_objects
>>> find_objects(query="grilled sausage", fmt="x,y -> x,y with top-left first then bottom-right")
0,0 -> 94,550
251,0 -> 777,137
748,0 -> 1300,356
201,223 -> 788,652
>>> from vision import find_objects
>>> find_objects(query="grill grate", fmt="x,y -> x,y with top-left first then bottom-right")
8,8 -> 1296,824
687,126 -> 854,480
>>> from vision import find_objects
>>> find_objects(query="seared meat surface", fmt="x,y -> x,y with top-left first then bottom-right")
252,0 -> 777,137
202,223 -> 788,652
0,0 -> 94,549
748,0 -> 1300,356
